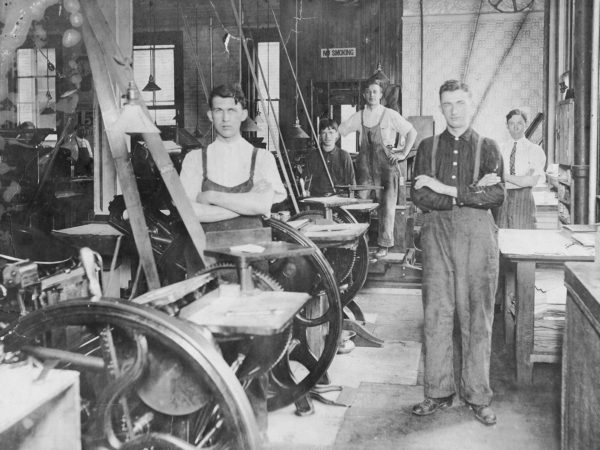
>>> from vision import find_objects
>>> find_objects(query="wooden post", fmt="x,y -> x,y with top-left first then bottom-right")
80,0 -> 208,268
81,19 -> 161,290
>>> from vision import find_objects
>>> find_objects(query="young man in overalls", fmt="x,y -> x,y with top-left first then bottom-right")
338,79 -> 417,258
410,80 -> 504,426
179,84 -> 287,437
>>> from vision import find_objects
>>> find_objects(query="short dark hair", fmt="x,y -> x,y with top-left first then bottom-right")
209,84 -> 247,109
506,108 -> 528,123
319,118 -> 339,132
439,79 -> 471,99
364,79 -> 385,92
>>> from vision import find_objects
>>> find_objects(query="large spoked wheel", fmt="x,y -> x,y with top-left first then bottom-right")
264,217 -> 342,411
1,299 -> 260,450
332,207 -> 370,311
291,208 -> 370,309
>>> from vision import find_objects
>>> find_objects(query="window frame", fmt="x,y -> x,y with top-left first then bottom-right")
133,31 -> 184,128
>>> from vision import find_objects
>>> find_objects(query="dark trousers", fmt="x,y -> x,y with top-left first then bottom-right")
496,187 -> 536,229
421,207 -> 498,406
357,163 -> 400,248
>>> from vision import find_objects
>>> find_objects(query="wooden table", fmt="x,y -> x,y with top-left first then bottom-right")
562,261 -> 600,448
499,229 -> 594,385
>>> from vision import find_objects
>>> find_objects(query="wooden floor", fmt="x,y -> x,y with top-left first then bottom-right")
267,282 -> 561,449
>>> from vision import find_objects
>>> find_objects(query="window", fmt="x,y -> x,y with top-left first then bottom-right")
133,44 -> 176,126
16,48 -> 56,129
256,42 -> 280,152
340,104 -> 358,153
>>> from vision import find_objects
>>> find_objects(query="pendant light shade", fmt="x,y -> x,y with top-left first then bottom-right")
241,116 -> 258,132
0,97 -> 16,112
142,74 -> 161,92
116,82 -> 160,135
369,62 -> 390,85
289,118 -> 309,139
40,105 -> 55,115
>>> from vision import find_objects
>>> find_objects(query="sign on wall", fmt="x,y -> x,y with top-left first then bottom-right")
320,47 -> 356,58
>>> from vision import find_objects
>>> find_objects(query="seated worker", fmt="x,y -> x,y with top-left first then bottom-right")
497,108 -> 546,229
304,118 -> 356,197
338,79 -> 417,258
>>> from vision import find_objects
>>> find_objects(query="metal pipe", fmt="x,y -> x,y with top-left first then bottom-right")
229,0 -> 300,214
462,0 -> 484,83
22,345 -> 105,371
272,10 -> 337,193
210,16 -> 214,141
572,0 -> 593,223
588,0 -> 599,223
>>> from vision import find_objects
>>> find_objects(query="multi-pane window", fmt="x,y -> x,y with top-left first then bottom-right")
256,42 -> 280,152
133,44 -> 176,126
16,48 -> 56,129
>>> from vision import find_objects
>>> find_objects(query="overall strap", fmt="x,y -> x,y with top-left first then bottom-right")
472,136 -> 483,184
249,147 -> 259,179
377,107 -> 387,126
201,147 -> 208,181
431,134 -> 440,177
361,109 -> 364,127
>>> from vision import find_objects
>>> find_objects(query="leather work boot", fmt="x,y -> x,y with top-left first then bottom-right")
411,395 -> 453,416
470,403 -> 497,425
374,246 -> 388,258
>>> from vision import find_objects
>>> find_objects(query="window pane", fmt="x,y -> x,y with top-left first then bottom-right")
257,42 -> 279,99
340,104 -> 357,153
18,78 -> 34,103
17,49 -> 34,76
256,100 -> 279,152
153,47 -> 174,103
152,108 -> 176,126
18,104 -> 34,125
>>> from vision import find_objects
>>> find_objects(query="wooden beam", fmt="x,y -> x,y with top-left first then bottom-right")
80,0 -> 207,267
81,18 -> 161,290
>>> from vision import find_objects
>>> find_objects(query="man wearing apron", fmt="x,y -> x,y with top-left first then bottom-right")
497,108 -> 546,229
179,84 -> 287,436
339,79 -> 417,258
410,80 -> 504,426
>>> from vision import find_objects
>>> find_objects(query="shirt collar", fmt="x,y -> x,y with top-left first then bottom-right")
442,127 -> 474,142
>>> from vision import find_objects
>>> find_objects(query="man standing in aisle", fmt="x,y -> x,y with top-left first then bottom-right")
497,108 -> 546,229
410,80 -> 504,426
338,79 -> 417,258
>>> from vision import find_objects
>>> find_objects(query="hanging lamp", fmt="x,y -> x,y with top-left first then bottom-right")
368,0 -> 390,87
241,116 -> 259,132
117,82 -> 160,134
143,1 -> 161,92
40,54 -> 55,115
288,0 -> 309,139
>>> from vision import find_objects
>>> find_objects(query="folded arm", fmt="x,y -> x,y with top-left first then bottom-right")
196,180 -> 275,217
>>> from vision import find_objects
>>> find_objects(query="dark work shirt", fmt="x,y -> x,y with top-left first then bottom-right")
411,128 -> 504,211
306,146 -> 356,197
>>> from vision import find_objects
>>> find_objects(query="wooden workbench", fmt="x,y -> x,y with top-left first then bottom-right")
562,262 -> 600,448
498,229 -> 594,385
